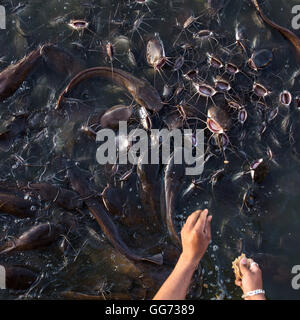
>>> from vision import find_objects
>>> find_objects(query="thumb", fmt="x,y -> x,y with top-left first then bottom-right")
235,279 -> 242,287
239,257 -> 250,276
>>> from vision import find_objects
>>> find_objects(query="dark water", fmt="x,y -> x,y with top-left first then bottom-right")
0,0 -> 300,300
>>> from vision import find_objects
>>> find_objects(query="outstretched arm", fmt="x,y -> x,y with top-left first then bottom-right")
153,209 -> 212,300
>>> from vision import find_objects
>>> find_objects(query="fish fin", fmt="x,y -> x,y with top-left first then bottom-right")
145,253 -> 163,265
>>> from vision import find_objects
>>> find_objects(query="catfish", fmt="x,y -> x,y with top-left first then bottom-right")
0,48 -> 42,101
0,223 -> 63,254
66,161 -> 163,265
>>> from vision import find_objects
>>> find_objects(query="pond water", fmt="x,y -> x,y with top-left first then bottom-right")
0,0 -> 300,300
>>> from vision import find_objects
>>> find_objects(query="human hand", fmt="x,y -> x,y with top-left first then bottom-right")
180,209 -> 212,268
235,258 -> 266,300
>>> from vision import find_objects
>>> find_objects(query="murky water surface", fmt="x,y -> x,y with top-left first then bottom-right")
0,0 -> 300,300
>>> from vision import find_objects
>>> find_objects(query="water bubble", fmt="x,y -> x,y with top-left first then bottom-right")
213,245 -> 219,251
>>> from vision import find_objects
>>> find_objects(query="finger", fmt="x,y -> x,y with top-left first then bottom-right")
247,258 -> 254,267
235,279 -> 242,287
239,257 -> 251,276
247,259 -> 257,272
185,210 -> 202,228
249,261 -> 260,273
204,215 -> 212,238
194,209 -> 209,232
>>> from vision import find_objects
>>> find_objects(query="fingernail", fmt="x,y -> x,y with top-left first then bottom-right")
241,258 -> 247,265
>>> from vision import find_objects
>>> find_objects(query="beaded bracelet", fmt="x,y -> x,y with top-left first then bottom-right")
242,289 -> 265,299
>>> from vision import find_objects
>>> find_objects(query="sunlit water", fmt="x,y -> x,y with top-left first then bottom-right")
0,0 -> 300,300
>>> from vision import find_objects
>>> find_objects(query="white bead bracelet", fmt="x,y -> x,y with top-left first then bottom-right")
242,289 -> 265,299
